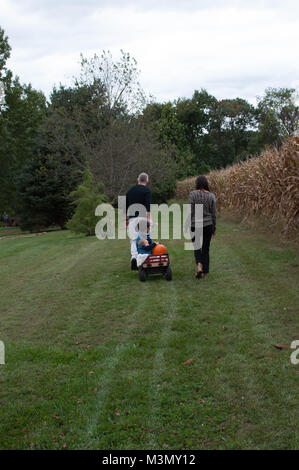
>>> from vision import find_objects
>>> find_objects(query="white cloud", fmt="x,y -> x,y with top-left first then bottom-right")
1,0 -> 299,104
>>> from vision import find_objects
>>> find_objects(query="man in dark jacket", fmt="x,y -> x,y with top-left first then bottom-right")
126,173 -> 152,270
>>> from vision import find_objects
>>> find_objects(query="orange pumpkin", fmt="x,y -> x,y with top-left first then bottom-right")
152,243 -> 167,255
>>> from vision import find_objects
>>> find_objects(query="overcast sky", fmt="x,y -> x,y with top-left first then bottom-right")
2,0 -> 299,104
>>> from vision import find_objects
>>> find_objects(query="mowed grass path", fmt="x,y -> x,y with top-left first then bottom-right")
0,219 -> 298,450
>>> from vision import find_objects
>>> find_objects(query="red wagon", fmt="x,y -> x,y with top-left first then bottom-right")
138,253 -> 172,282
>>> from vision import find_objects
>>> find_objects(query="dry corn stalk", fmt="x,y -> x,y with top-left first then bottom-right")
175,137 -> 299,237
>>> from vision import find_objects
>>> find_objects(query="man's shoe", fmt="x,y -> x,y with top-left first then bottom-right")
131,258 -> 137,270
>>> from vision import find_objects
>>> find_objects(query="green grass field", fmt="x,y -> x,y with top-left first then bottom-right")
0,226 -> 24,238
0,219 -> 298,450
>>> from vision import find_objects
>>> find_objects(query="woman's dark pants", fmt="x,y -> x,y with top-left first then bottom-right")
191,224 -> 213,274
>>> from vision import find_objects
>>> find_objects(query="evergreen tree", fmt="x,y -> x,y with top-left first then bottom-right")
0,27 -> 46,213
17,151 -> 82,231
66,168 -> 106,236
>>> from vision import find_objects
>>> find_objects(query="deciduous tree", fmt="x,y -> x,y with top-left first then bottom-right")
257,87 -> 299,147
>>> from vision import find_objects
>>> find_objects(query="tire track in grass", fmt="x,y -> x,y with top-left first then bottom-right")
144,282 -> 179,449
81,341 -> 129,448
78,282 -> 160,449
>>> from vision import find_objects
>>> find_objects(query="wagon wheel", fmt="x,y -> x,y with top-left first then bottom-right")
165,265 -> 172,281
138,268 -> 147,282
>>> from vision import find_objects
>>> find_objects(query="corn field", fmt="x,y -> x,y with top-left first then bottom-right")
176,136 -> 299,237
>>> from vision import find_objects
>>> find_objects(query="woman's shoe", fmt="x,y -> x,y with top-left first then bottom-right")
195,271 -> 202,279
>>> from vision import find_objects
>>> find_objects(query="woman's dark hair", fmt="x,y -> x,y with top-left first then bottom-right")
195,175 -> 210,191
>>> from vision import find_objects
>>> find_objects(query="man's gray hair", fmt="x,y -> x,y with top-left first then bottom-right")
138,172 -> 149,183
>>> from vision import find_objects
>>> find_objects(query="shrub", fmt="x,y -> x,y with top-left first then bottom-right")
66,168 -> 106,236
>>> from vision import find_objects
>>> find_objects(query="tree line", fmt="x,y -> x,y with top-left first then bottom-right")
0,26 -> 298,233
